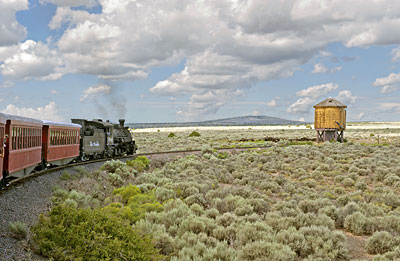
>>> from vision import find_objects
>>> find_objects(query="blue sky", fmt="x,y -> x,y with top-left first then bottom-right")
1,0 -> 400,123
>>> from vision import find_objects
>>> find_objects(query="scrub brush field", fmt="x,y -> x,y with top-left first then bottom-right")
29,125 -> 400,260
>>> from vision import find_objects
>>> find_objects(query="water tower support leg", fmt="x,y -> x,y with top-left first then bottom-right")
316,129 -> 324,142
338,130 -> 344,143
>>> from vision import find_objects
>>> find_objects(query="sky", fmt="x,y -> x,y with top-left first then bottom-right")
1,0 -> 400,123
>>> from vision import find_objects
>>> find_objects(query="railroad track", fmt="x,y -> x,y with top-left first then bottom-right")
1,145 -> 271,193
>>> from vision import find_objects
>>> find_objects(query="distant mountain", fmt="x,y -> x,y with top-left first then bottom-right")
127,115 -> 306,129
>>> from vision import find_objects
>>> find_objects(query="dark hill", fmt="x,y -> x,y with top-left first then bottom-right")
127,115 -> 305,129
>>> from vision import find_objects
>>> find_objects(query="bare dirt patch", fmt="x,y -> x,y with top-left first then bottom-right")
345,231 -> 373,261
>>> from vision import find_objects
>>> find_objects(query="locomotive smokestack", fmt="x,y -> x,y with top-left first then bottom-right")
119,119 -> 125,128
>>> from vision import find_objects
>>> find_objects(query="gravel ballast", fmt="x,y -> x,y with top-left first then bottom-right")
0,163 -> 103,261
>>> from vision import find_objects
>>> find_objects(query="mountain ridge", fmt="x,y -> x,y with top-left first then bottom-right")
127,115 -> 306,129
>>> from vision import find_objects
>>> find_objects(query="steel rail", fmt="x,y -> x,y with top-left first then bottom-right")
1,145 -> 271,193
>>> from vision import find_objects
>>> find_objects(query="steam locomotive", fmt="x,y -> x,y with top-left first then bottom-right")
71,118 -> 136,161
0,113 -> 136,188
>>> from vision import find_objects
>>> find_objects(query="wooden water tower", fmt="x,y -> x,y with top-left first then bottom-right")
314,98 -> 347,142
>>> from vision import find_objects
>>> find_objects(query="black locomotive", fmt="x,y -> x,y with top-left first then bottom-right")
71,118 -> 136,161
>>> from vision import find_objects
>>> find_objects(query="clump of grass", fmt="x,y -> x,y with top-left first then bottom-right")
9,221 -> 28,240
168,132 -> 176,138
189,131 -> 201,137
59,171 -> 71,180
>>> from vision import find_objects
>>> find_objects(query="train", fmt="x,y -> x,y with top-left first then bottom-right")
0,113 -> 136,188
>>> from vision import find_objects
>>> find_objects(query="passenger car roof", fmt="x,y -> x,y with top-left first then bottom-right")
42,120 -> 81,128
4,114 -> 43,125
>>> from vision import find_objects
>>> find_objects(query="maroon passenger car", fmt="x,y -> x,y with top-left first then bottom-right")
3,114 -> 43,179
0,113 -> 6,183
42,121 -> 81,166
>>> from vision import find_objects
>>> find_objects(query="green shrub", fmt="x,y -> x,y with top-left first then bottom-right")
276,227 -> 306,257
113,184 -> 141,203
366,231 -> 395,255
344,211 -> 369,235
188,131 -> 201,137
127,156 -> 150,172
9,221 -> 28,240
168,132 -> 176,138
135,156 -> 150,168
376,246 -> 400,260
217,152 -> 229,159
299,226 -> 349,259
32,205 -> 162,260
100,160 -> 126,173
342,177 -> 355,187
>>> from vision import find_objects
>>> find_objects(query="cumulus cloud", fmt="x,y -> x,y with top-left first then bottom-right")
288,83 -> 340,114
380,85 -> 397,94
49,6 -> 99,30
373,72 -> 400,94
312,63 -> 328,73
4,0 -> 400,118
1,101 -> 63,121
40,0 -> 98,8
80,84 -> 111,101
353,112 -> 365,120
177,89 -> 244,121
267,98 -> 279,107
296,83 -> 338,100
0,0 -> 28,47
373,73 -> 400,86
312,63 -> 342,74
0,40 -> 62,80
392,47 -> 400,62
287,97 -> 315,114
336,90 -> 356,104
378,103 -> 400,113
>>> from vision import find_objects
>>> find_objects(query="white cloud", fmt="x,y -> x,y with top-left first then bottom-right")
288,82 -> 342,114
287,97 -> 315,114
0,80 -> 14,88
380,85 -> 397,94
373,73 -> 400,86
312,63 -> 341,74
1,101 -> 63,121
353,112 -> 365,120
176,89 -> 244,121
267,99 -> 278,107
49,6 -> 99,30
251,110 -> 260,116
392,47 -> 400,62
312,63 -> 328,73
373,72 -> 400,94
4,0 -> 400,118
0,40 -> 62,80
319,51 -> 332,57
336,90 -> 356,104
40,0 -> 98,8
378,103 -> 400,113
80,84 -> 111,101
0,0 -> 28,47
296,83 -> 338,100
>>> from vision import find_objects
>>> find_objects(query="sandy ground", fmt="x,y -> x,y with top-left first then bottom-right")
132,122 -> 400,133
